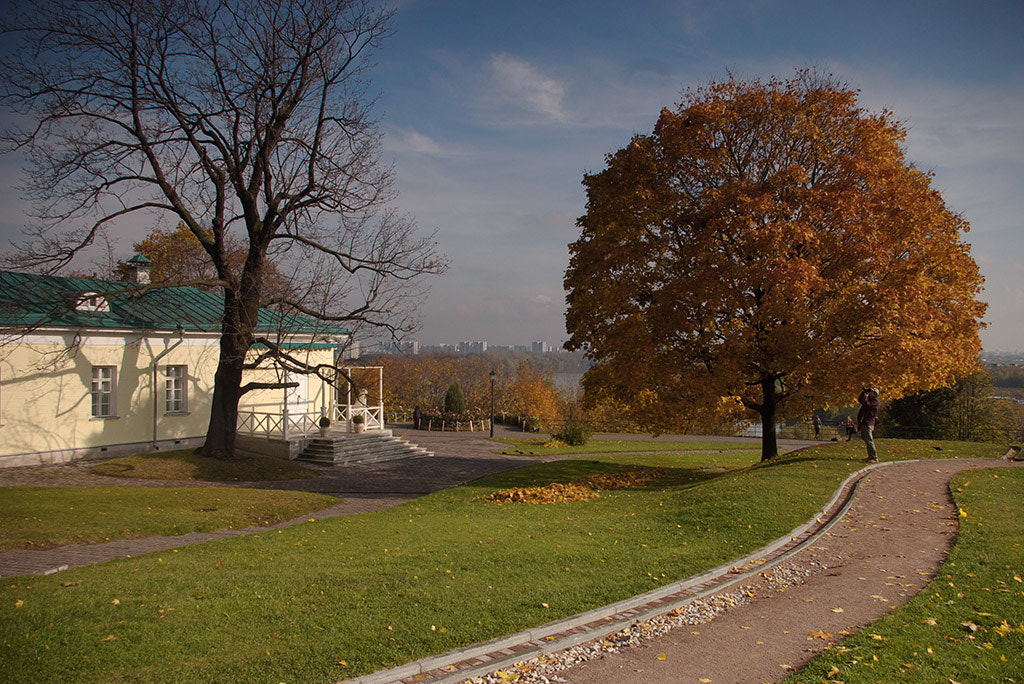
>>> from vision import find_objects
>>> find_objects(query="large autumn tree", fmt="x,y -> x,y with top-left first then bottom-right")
564,72 -> 986,461
0,0 -> 445,458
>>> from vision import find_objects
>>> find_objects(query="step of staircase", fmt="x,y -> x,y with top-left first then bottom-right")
297,431 -> 432,465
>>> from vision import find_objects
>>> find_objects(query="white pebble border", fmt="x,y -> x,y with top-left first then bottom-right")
465,563 -> 813,684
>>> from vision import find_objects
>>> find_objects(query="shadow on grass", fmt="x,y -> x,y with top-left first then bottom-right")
471,458 -> 734,496
90,449 -> 318,483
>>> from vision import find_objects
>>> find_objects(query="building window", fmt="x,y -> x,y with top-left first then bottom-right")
165,365 -> 188,414
91,366 -> 116,418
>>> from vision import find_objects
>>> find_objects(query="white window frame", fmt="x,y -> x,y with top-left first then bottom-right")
91,366 -> 117,418
165,365 -> 188,414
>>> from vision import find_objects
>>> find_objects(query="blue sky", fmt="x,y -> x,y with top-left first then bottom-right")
374,0 -> 1024,351
1,1 -> 1022,351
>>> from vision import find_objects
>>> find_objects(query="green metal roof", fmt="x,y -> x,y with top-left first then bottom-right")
0,270 -> 349,338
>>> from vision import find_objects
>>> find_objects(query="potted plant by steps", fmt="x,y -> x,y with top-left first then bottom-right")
352,413 -> 366,434
318,415 -> 331,438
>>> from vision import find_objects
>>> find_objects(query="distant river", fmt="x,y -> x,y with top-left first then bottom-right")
553,372 -> 584,392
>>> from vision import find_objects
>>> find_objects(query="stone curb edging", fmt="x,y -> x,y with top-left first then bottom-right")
341,460 -> 891,684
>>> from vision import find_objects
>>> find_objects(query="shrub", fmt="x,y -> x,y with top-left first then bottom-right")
444,383 -> 466,414
554,419 -> 593,446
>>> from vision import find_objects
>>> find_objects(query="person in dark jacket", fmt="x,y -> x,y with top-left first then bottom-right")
857,387 -> 881,462
413,406 -> 422,430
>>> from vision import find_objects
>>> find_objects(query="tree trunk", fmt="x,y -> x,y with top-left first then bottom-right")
201,348 -> 245,459
198,285 -> 258,460
759,378 -> 779,462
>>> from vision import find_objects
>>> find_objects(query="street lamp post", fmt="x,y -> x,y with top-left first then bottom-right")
489,370 -> 496,438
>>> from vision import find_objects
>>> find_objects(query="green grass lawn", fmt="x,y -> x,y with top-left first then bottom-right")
0,488 -> 342,551
786,465 -> 1024,683
496,437 -> 763,456
0,439 -> 1007,683
90,448 -> 318,482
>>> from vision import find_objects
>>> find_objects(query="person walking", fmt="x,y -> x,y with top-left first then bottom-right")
812,413 -> 821,439
857,387 -> 881,462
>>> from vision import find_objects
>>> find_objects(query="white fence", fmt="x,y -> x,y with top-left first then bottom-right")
238,401 -> 385,439
236,366 -> 386,439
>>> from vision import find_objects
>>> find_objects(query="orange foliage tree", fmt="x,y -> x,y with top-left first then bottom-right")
121,222 -> 292,300
565,72 -> 986,461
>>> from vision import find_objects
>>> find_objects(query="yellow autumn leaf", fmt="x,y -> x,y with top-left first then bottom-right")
831,607 -> 844,613
657,653 -> 667,661
100,635 -> 117,642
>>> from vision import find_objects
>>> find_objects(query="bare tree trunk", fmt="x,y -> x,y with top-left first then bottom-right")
203,350 -> 245,459
199,285 -> 258,459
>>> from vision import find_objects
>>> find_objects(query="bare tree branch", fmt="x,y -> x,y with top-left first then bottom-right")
0,0 -> 447,458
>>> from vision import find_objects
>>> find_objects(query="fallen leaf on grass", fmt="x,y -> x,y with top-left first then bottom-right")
100,635 -> 117,642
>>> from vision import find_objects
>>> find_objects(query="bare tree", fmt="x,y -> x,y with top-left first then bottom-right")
0,0 -> 446,458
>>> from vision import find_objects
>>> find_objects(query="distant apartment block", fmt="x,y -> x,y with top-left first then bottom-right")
369,339 -> 559,356
456,340 -> 488,354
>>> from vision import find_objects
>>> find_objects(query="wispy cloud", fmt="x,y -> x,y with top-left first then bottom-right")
385,126 -> 452,157
488,54 -> 569,123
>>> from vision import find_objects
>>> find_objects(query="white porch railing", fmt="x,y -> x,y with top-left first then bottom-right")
334,403 -> 384,431
236,366 -> 385,439
237,402 -> 324,439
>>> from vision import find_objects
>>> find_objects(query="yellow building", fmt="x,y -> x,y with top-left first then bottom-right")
0,263 -> 351,467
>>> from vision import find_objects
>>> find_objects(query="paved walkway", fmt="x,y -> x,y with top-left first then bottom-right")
0,428 -> 799,577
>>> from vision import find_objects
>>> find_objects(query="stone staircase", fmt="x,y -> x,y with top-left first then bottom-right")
297,430 -> 432,466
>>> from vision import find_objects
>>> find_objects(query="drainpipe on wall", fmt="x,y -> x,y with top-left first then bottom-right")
152,326 -> 185,449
